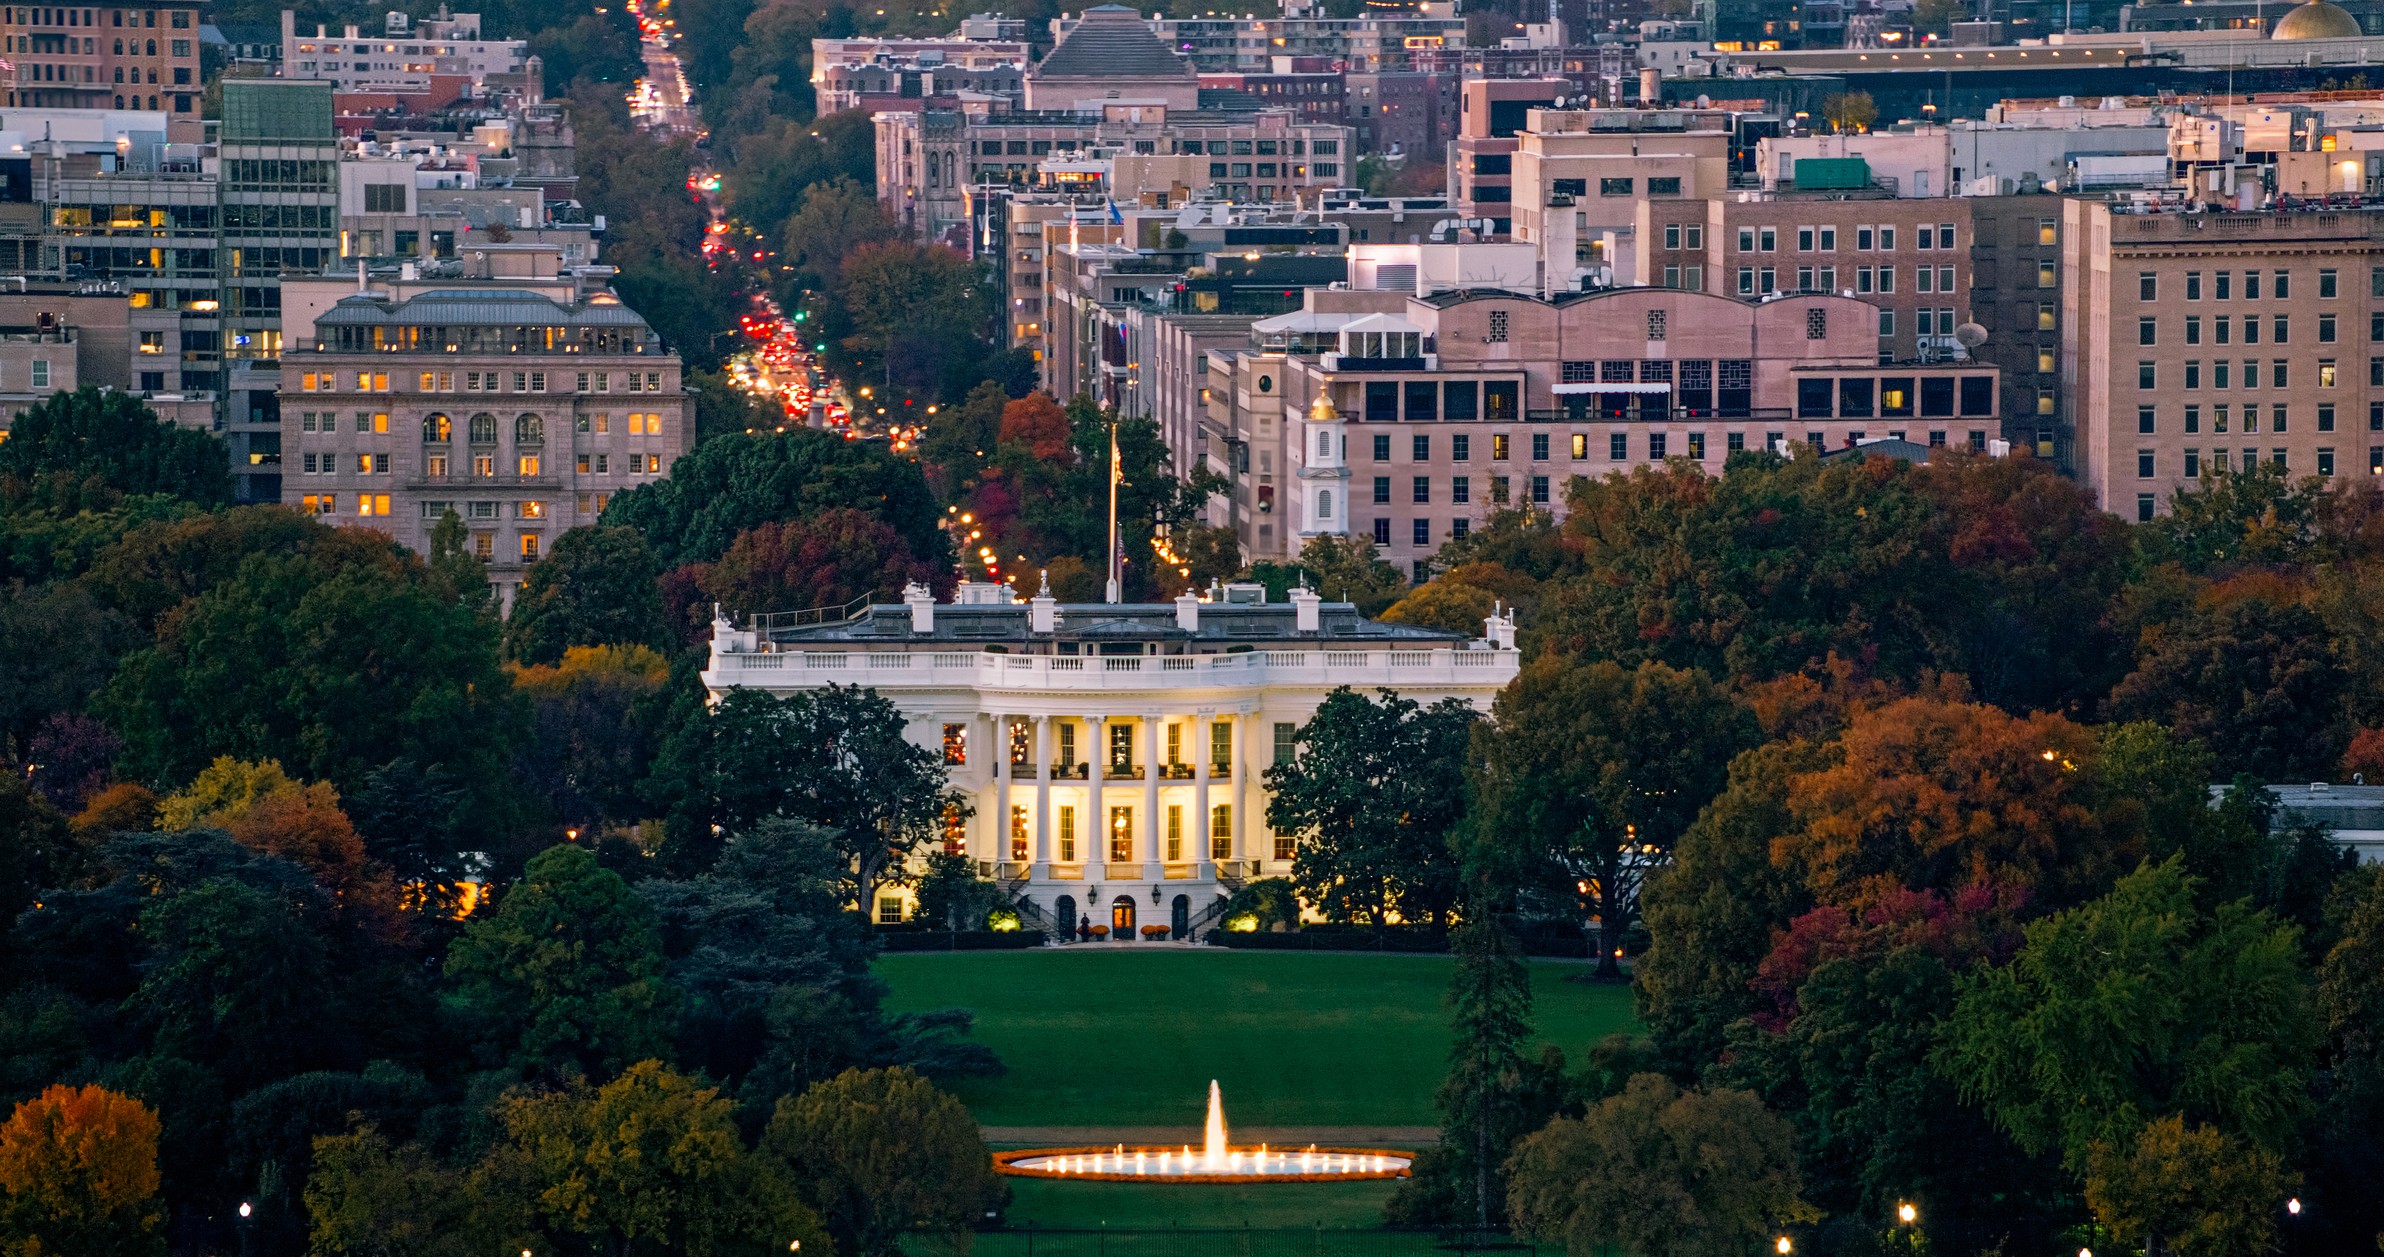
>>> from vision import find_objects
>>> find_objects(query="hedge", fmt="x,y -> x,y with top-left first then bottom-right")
876,929 -> 1049,952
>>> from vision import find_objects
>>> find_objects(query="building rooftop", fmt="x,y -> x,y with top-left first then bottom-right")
315,287 -> 653,330
1034,4 -> 1196,80
762,592 -> 1469,649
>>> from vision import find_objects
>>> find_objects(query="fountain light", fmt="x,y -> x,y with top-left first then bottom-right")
994,1082 -> 1413,1183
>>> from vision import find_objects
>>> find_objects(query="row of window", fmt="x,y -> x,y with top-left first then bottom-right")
1735,223 -> 1958,254
1548,176 -> 1683,198
2137,268 -> 2345,302
298,369 -> 667,394
1371,517 -> 1474,547
294,451 -> 658,477
3,8 -> 192,28
2133,446 -> 2362,486
2133,401 -> 2382,435
416,496 -> 616,522
2134,359 -> 2347,390
295,411 -> 667,440
974,136 -> 1333,157
1022,802 -> 1242,866
1734,265 -> 1958,298
2134,314 -> 2360,346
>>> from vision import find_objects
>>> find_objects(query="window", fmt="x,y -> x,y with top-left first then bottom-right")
2137,494 -> 2156,523
1609,431 -> 1628,460
1531,433 -> 1550,460
1210,805 -> 1232,861
2037,303 -> 2057,332
2323,360 -> 2340,388
2139,317 -> 2157,346
1452,476 -> 1470,503
1806,307 -> 1827,340
1530,475 -> 1550,504
877,897 -> 904,925
2322,313 -> 2338,343
2185,360 -> 2201,388
1373,476 -> 1390,504
2139,406 -> 2157,435
1372,518 -> 1390,544
2185,449 -> 2201,478
1373,434 -> 1390,460
2275,315 -> 2290,344
1411,518 -> 1430,545
2139,362 -> 2156,390
1487,310 -> 1508,342
1452,434 -> 1470,461
1570,433 -> 1589,460
1412,476 -> 1429,503
2275,270 -> 2291,300
2139,272 -> 2157,301
29,360 -> 48,389
1649,434 -> 1668,460
1413,434 -> 1430,460
2187,272 -> 2203,301
2137,450 -> 2156,479
1599,177 -> 1634,195
942,723 -> 968,765
1491,433 -> 1509,460
1272,723 -> 1296,765
2322,404 -> 2337,433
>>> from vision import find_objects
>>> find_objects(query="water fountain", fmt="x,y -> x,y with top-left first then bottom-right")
993,1081 -> 1412,1183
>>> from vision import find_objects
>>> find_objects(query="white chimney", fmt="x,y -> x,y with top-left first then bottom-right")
1484,602 -> 1517,650
904,581 -> 935,634
1291,586 -> 1322,634
1175,591 -> 1200,632
1030,571 -> 1058,633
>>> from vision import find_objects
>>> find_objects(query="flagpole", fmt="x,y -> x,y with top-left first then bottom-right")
1105,416 -> 1121,603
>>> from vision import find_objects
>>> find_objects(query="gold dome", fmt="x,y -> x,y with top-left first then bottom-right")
2273,0 -> 2362,40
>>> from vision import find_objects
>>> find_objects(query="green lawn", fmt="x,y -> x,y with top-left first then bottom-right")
876,949 -> 1639,1128
909,1178 -> 1498,1257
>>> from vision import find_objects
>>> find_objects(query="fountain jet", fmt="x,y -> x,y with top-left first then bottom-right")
1202,1079 -> 1228,1171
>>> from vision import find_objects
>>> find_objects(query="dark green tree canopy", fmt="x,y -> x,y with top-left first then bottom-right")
1264,686 -> 1475,927
0,388 -> 230,514
603,427 -> 947,570
501,525 -> 670,664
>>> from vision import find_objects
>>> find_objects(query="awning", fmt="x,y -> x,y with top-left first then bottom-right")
1553,382 -> 1672,395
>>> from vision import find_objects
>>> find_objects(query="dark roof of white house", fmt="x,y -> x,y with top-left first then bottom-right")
1034,5 -> 1194,80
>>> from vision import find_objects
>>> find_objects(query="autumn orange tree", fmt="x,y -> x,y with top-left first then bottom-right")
0,1084 -> 165,1257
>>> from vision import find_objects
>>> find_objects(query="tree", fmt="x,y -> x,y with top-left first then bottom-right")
1505,1074 -> 1812,1257
1264,687 -> 1474,926
647,685 -> 959,900
156,757 -> 401,935
1417,914 -> 1540,1228
838,241 -> 990,396
127,876 -> 350,1092
780,176 -> 896,290
1379,579 -> 1499,638
1248,535 -> 1408,616
303,1127 -> 479,1257
2143,462 -> 2327,571
762,1066 -> 1000,1257
479,1061 -> 826,1257
1821,91 -> 1877,134
510,645 -> 675,833
1775,695 -> 2115,915
918,379 -> 1009,487
444,843 -> 679,1081
690,509 -> 943,625
0,1084 -> 165,1257
1469,656 -> 1753,980
2109,586 -> 2352,781
0,580 -> 133,756
603,426 -> 948,570
0,387 -> 228,513
995,391 -> 1072,462
1935,857 -> 2319,1173
2083,1115 -> 2296,1257
96,535 -> 519,815
501,525 -> 669,665
0,773 -> 90,925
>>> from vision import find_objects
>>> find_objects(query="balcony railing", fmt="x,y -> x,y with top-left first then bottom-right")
1050,762 -> 1089,780
707,646 -> 1521,692
1104,764 -> 1142,780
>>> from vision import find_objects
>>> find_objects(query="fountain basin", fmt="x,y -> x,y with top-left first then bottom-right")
995,1145 -> 1412,1184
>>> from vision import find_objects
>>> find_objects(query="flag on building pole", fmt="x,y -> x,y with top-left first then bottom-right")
1104,418 -> 1122,603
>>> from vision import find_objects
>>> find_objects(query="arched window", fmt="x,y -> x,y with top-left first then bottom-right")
422,413 -> 451,443
144,37 -> 154,54
1318,489 -> 1333,519
515,413 -> 544,444
1316,429 -> 1330,458
468,413 -> 496,443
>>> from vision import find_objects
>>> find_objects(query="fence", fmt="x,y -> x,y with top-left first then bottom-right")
912,1229 -> 1535,1257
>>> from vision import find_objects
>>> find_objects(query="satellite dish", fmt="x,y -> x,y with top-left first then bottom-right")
1954,322 -> 1989,349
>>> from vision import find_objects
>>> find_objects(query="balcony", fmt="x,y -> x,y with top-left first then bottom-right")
707,645 -> 1523,694
1050,762 -> 1089,780
1103,763 -> 1142,781
1161,763 -> 1195,780
1008,761 -> 1038,779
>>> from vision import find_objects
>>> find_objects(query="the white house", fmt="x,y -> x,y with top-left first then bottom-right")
702,579 -> 1521,938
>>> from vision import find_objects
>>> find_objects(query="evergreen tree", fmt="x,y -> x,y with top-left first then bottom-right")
1401,912 -> 1538,1228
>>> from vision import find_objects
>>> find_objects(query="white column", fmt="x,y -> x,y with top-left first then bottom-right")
996,714 -> 1015,870
1233,708 -> 1253,868
1193,710 -> 1213,874
1087,714 -> 1106,875
1143,713 -> 1163,879
1032,715 -> 1052,870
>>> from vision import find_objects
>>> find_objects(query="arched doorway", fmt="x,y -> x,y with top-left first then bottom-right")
1053,895 -> 1076,941
1170,894 -> 1190,940
1111,895 -> 1136,938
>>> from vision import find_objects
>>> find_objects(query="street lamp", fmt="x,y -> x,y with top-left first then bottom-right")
2288,1198 -> 2303,1216
1898,1203 -> 1918,1226
1776,1238 -> 1793,1255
